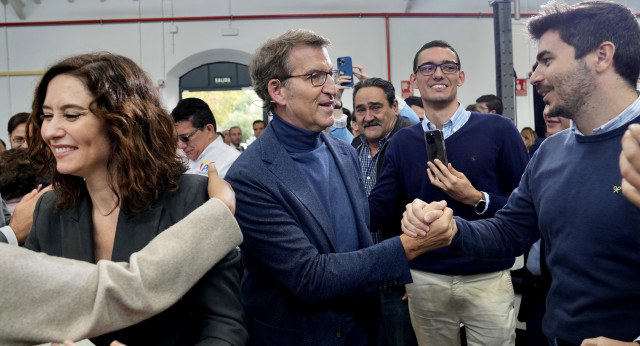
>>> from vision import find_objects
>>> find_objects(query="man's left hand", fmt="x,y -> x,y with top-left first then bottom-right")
427,159 -> 483,206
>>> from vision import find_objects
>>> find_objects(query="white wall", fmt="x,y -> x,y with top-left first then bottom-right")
1,0 -> 638,137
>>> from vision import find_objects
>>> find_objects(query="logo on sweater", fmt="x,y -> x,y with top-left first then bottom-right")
613,185 -> 622,193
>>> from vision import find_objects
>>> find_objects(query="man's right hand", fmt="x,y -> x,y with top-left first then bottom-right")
400,199 -> 457,261
10,185 -> 52,244
207,164 -> 236,214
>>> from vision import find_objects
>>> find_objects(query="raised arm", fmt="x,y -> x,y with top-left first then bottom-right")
0,167 -> 242,345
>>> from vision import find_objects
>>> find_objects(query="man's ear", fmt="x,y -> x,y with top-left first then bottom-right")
457,70 -> 466,86
410,73 -> 417,88
268,79 -> 287,107
594,41 -> 615,73
203,123 -> 216,133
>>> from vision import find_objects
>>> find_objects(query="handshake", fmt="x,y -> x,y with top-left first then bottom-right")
399,199 -> 458,261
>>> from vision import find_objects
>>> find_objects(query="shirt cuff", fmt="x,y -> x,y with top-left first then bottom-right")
475,191 -> 490,215
333,113 -> 348,128
0,226 -> 18,245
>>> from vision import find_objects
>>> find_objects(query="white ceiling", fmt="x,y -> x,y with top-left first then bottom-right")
2,0 -> 638,22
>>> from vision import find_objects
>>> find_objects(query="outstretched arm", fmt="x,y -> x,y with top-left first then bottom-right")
0,166 -> 242,345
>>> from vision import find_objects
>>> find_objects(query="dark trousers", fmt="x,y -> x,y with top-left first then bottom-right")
378,285 -> 418,346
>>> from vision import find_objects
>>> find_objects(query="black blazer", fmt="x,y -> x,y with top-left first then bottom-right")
24,174 -> 248,346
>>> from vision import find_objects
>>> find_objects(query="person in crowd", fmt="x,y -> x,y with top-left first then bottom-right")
465,103 -> 482,112
1,165 -> 243,345
404,95 -> 424,120
369,39 -> 528,346
528,104 -> 572,157
252,119 -> 266,139
229,125 -> 244,151
222,128 -> 232,145
520,127 -> 538,154
351,77 -> 416,345
332,65 -> 421,144
475,94 -> 503,114
0,149 -> 39,213
402,2 -> 640,344
349,109 -> 360,137
171,97 -> 240,178
7,112 -> 29,149
23,52 -> 247,346
225,28 -> 455,345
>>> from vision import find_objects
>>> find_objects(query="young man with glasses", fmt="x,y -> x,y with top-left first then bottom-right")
7,112 -> 29,149
368,40 -> 529,345
225,29 -> 456,345
171,98 -> 239,178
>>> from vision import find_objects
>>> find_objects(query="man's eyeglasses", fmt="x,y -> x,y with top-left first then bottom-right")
281,70 -> 340,87
10,136 -> 25,144
415,62 -> 460,76
177,127 -> 202,143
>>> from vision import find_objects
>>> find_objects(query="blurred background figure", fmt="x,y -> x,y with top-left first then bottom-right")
0,149 -> 38,213
404,96 -> 424,120
520,127 -> 538,156
7,112 -> 29,149
475,94 -> 503,115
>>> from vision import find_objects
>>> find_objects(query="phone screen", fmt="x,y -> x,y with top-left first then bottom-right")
424,129 -> 448,166
337,56 -> 354,87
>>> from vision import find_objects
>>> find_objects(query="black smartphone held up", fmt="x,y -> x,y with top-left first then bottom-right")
337,56 -> 354,87
424,129 -> 448,166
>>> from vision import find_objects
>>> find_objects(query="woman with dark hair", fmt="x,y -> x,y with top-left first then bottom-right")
24,52 -> 247,346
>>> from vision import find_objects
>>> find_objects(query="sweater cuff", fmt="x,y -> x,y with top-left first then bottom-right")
0,226 -> 18,245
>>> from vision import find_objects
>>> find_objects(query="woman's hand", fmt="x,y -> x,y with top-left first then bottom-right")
207,164 -> 236,214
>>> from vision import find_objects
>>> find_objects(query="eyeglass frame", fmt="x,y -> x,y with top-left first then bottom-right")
280,69 -> 340,87
177,127 -> 203,143
414,62 -> 460,76
10,135 -> 26,144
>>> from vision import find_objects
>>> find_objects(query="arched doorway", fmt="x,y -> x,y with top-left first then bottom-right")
166,49 -> 266,148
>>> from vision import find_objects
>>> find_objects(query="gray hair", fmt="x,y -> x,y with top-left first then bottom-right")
249,29 -> 330,112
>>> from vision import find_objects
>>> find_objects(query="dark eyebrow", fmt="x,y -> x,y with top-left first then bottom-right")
42,104 -> 88,111
536,50 -> 551,62
419,60 -> 458,66
355,101 -> 384,109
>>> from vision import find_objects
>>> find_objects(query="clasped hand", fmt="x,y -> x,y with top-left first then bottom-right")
400,200 -> 457,261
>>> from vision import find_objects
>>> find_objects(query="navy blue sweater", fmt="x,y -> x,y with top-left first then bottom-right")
369,113 -> 529,275
451,115 -> 640,343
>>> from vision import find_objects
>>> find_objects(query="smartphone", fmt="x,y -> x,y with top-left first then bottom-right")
337,56 -> 354,87
424,129 -> 448,166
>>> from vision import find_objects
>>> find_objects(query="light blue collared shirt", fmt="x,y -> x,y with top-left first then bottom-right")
421,104 -> 488,214
571,94 -> 640,135
421,103 -> 470,139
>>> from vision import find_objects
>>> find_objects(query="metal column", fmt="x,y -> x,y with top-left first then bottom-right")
491,0 -> 515,122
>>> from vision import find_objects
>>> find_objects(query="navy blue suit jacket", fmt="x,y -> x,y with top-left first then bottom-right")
225,123 -> 412,345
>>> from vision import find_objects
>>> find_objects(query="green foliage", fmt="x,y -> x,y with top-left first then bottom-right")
182,90 -> 264,142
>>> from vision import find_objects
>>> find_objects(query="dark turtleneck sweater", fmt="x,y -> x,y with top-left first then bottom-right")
270,114 -> 359,253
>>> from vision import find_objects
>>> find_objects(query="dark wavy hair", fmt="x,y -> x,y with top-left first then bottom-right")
0,149 -> 38,200
527,0 -> 640,88
26,52 -> 186,215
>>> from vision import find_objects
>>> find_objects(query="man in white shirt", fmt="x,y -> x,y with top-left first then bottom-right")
171,98 -> 240,178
